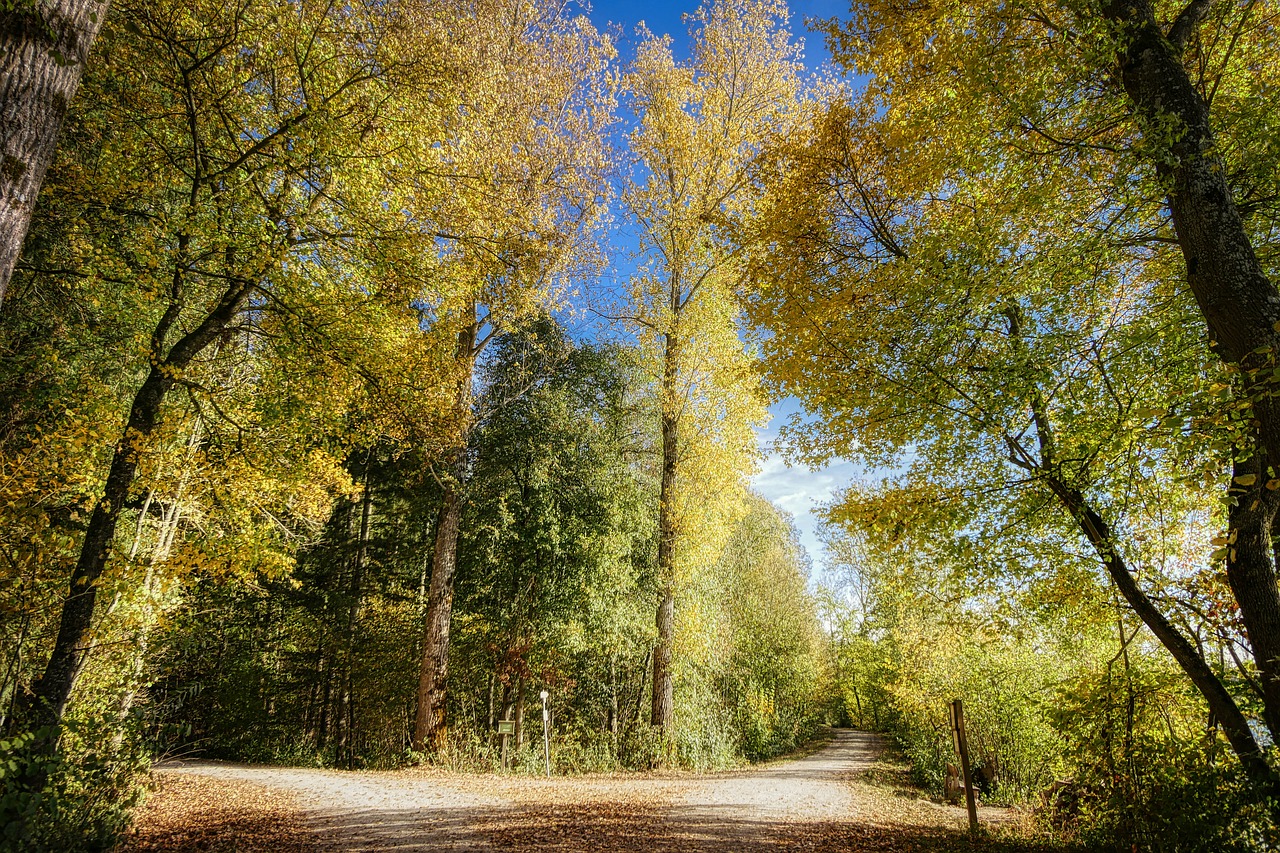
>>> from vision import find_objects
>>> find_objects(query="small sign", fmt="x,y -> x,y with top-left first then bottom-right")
497,719 -> 515,735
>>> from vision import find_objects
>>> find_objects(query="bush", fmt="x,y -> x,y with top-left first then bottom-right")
1044,662 -> 1280,852
1050,744 -> 1279,852
0,724 -> 147,853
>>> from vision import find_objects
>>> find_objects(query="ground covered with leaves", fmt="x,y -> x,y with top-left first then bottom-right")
120,733 -> 1068,852
121,774 -> 319,852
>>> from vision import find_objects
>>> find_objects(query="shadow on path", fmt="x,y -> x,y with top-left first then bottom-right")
130,731 -> 1058,852
318,803 -> 1061,852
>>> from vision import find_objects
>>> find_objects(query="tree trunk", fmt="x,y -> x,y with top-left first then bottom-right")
339,461 -> 372,767
412,451 -> 463,753
27,275 -> 256,734
0,0 -> 108,304
514,675 -> 526,750
412,315 -> 476,754
1103,0 -> 1280,761
651,331 -> 679,737
1225,451 -> 1280,742
29,366 -> 173,729
609,653 -> 619,753
317,653 -> 332,748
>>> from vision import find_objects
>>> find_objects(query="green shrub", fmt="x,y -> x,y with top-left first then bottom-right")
0,723 -> 147,853
1053,744 -> 1279,852
1045,663 -> 1279,852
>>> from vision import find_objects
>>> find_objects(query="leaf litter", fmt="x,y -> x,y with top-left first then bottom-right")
122,732 -> 1063,852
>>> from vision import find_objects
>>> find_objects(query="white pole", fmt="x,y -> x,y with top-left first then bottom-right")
540,689 -> 551,778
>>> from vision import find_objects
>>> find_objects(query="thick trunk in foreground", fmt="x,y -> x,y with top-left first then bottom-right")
412,452 -> 464,753
651,331 -> 678,735
412,319 -> 476,754
0,0 -> 108,304
1226,452 -> 1280,743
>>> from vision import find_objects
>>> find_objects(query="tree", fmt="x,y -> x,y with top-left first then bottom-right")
407,0 -> 615,753
749,0 -> 1280,792
0,0 -> 109,304
451,318 -> 655,758
17,0 -> 411,738
619,0 -> 799,742
715,495 -> 824,760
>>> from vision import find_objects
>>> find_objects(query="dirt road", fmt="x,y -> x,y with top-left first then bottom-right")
125,731 -> 1038,852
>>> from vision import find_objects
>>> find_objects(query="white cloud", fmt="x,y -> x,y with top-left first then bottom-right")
751,404 -> 864,585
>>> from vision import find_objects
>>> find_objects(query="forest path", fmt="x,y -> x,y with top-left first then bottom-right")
127,730 -> 1032,852
666,727 -> 880,846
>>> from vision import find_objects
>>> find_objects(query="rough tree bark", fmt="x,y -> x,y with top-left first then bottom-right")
1225,453 -> 1280,743
413,314 -> 477,753
0,0 -> 109,304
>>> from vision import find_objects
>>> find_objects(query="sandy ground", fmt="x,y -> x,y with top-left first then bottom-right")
124,731 -> 1042,852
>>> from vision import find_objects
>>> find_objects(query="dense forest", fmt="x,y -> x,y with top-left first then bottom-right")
1,0 -> 1279,850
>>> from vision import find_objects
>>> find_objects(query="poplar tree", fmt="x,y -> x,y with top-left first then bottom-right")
407,0 -> 615,753
620,0 -> 800,742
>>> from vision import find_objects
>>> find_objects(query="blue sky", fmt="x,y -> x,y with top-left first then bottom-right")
585,0 -> 852,65
575,0 -> 863,583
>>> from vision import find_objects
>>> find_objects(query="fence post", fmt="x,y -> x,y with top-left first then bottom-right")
949,698 -> 979,834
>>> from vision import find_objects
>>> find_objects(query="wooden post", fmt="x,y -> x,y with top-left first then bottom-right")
497,719 -> 515,770
949,698 -> 979,834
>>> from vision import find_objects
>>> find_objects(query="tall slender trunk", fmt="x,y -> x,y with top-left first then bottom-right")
317,653 -> 332,748
412,315 -> 476,753
486,670 -> 496,733
0,0 -> 108,304
632,649 -> 651,727
651,332 -> 678,737
113,413 -> 203,747
608,653 -> 619,753
514,675 -> 526,750
338,463 -> 372,767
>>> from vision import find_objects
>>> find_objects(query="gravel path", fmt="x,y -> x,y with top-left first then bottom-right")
155,761 -> 508,850
136,730 -> 1026,852
668,729 -> 881,847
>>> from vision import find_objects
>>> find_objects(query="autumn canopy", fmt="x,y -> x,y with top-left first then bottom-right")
1,0 -> 1280,850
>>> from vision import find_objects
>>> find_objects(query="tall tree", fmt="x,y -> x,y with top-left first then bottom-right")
749,0 -> 1280,792
407,0 -> 615,753
18,0 -> 409,737
0,0 -> 109,304
619,0 -> 798,741
452,318 -> 655,755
